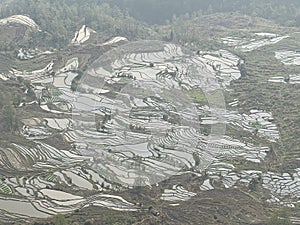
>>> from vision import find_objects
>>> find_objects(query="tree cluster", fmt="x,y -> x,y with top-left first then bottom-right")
0,91 -> 18,132
1,0 -> 151,48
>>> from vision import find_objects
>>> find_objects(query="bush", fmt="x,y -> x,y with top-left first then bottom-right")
53,214 -> 68,225
268,209 -> 292,225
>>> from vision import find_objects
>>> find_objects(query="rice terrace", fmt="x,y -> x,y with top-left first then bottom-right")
0,1 -> 300,224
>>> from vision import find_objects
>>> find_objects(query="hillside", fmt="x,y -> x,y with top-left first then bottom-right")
0,2 -> 300,225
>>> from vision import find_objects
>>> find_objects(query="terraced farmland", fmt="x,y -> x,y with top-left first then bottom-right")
1,30 -> 300,224
71,40 -> 258,187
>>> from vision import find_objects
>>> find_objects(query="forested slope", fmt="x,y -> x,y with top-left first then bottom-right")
2,0 -> 300,49
1,0 -> 300,49
0,0 -> 151,48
